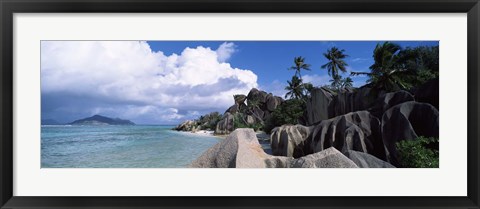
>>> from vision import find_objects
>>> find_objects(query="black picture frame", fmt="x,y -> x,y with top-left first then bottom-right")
1,0 -> 479,208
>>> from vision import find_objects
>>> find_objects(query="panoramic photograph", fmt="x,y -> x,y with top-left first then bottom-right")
41,41 -> 439,168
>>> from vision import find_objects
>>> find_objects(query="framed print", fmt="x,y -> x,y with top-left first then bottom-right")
1,0 -> 479,208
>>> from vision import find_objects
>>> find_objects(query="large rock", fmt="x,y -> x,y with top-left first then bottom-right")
266,94 -> 283,112
343,150 -> 395,168
270,124 -> 313,158
381,101 -> 439,166
414,78 -> 439,110
192,129 -> 393,168
333,87 -> 376,117
290,147 -> 358,168
215,112 -> 235,135
247,88 -> 268,106
305,87 -> 335,125
308,111 -> 387,161
245,115 -> 256,125
191,129 -> 291,168
368,90 -> 415,118
251,107 -> 265,120
173,120 -> 196,131
234,94 -> 247,105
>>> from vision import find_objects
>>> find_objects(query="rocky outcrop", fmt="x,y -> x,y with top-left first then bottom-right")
381,101 -> 439,166
368,90 -> 415,118
191,129 -> 395,168
270,125 -> 313,158
226,95 -> 248,114
413,78 -> 439,110
343,150 -> 395,168
215,88 -> 284,134
234,94 -> 247,105
192,128 -> 285,168
247,88 -> 269,105
215,112 -> 235,135
308,111 -> 387,160
290,147 -> 358,168
305,87 -> 386,125
266,94 -> 283,112
305,87 -> 335,125
270,111 -> 388,161
333,87 -> 377,118
173,120 -> 196,131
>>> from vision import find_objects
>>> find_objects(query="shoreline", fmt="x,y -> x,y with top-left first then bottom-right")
173,129 -> 270,141
174,129 -> 227,139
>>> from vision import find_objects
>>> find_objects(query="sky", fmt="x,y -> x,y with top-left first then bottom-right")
41,40 -> 439,125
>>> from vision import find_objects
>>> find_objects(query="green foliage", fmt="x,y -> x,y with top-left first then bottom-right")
264,98 -> 305,133
341,77 -> 353,88
195,112 -> 223,130
289,56 -> 311,78
285,75 -> 305,100
397,45 -> 439,85
396,136 -> 439,168
350,43 -> 439,92
232,112 -> 263,131
321,47 -> 349,78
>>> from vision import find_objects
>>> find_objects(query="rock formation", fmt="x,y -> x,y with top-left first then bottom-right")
214,88 -> 284,134
191,129 -> 392,168
368,90 -> 415,119
343,150 -> 395,168
270,125 -> 313,158
174,120 -> 196,131
305,87 -> 335,125
271,111 -> 387,161
215,112 -> 235,135
381,101 -> 439,166
290,147 -> 358,168
413,78 -> 439,109
308,111 -> 387,160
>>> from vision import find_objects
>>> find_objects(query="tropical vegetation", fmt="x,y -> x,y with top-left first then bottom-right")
396,136 -> 439,168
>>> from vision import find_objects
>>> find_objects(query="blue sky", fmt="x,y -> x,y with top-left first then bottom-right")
148,41 -> 439,90
41,41 -> 438,125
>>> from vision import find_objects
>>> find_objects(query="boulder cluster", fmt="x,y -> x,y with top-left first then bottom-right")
215,88 -> 284,135
189,78 -> 438,168
191,128 -> 394,168
272,78 -> 439,167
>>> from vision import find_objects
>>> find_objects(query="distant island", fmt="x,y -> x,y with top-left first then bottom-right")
41,119 -> 62,125
69,115 -> 135,125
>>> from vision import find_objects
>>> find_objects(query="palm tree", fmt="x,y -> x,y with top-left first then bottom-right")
321,47 -> 349,78
329,74 -> 343,90
289,56 -> 311,79
303,82 -> 314,97
341,77 -> 353,88
368,42 -> 413,91
285,76 -> 304,99
350,42 -> 414,92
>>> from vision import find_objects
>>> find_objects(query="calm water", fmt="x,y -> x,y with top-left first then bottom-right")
41,125 -> 221,168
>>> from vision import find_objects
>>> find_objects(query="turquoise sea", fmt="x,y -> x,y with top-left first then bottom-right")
41,125 -> 221,168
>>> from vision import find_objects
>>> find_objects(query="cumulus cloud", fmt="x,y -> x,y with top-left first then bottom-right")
41,41 -> 258,124
216,42 -> 236,62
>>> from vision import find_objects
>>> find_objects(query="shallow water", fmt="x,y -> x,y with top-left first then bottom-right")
41,125 -> 221,168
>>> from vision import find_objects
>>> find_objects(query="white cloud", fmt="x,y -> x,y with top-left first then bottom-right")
302,74 -> 330,87
41,41 -> 258,124
216,42 -> 236,62
351,57 -> 369,62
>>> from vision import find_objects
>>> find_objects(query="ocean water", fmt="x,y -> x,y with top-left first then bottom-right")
41,125 -> 221,168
